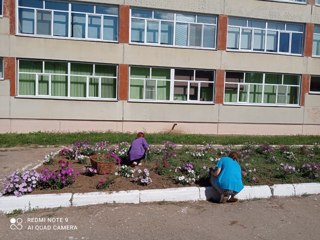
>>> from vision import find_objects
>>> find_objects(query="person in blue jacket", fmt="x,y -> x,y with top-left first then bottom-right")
210,151 -> 244,203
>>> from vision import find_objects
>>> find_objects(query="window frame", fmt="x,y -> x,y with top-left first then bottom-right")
129,66 -> 215,104
17,59 -> 118,100
316,0 -> 320,6
227,17 -> 305,56
0,57 -> 3,80
16,0 -> 119,42
310,76 -> 320,94
0,0 -> 3,17
313,25 -> 320,57
129,8 -> 217,50
270,0 -> 306,4
224,71 -> 301,107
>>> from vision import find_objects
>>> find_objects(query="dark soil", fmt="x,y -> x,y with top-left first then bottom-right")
31,157 -> 208,195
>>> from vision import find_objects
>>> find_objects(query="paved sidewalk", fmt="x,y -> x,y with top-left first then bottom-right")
0,146 -> 59,188
0,195 -> 319,240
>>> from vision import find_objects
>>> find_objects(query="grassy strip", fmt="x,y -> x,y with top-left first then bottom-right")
0,131 -> 320,147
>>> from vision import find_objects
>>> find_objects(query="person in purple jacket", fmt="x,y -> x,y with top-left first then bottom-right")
127,132 -> 149,166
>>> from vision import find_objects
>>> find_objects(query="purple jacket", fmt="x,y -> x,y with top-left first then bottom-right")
128,137 -> 149,161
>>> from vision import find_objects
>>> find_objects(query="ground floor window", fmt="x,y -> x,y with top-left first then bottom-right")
224,71 -> 300,106
18,59 -> 117,99
129,66 -> 214,103
0,58 -> 3,79
310,76 -> 320,93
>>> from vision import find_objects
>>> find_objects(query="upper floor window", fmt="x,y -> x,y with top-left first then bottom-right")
0,0 -> 3,16
225,71 -> 300,106
227,17 -> 304,55
0,58 -> 3,80
130,66 -> 214,103
310,76 -> 320,93
313,25 -> 320,56
18,59 -> 117,100
130,8 -> 217,49
17,0 -> 118,41
316,0 -> 320,5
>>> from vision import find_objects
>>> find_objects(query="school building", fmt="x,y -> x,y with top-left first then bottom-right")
0,0 -> 320,135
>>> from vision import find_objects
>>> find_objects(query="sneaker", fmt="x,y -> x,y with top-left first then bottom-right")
227,197 -> 238,203
219,194 -> 230,203
132,161 -> 137,166
138,163 -> 142,166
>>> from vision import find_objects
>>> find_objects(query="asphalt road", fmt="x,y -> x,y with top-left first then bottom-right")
0,195 -> 319,240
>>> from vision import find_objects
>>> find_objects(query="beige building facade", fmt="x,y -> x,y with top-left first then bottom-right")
0,0 -> 320,135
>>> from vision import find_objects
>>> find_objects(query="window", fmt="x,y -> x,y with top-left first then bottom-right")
227,17 -> 304,55
313,25 -> 320,56
224,71 -> 300,106
0,0 -> 3,16
18,0 -> 118,41
0,58 -> 3,79
310,76 -> 320,93
316,0 -> 320,5
130,8 -> 217,49
129,66 -> 214,103
271,0 -> 306,3
18,59 -> 117,100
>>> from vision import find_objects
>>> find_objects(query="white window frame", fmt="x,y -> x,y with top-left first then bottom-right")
313,25 -> 320,57
129,8 -> 217,50
16,0 -> 119,42
224,71 -> 301,107
17,59 -> 118,100
0,57 -> 3,80
227,17 -> 304,56
129,67 -> 215,104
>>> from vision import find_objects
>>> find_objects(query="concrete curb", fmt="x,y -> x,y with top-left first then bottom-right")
0,183 -> 320,213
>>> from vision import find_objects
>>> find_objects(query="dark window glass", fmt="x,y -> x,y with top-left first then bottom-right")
45,1 -> 68,11
291,33 -> 303,54
19,0 -> 43,8
279,32 -> 290,52
175,69 -> 194,80
71,3 -> 94,13
310,76 -> 320,92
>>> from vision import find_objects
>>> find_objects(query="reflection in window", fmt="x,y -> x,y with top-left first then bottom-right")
17,0 -> 118,41
131,8 -> 217,49
0,58 -> 3,79
0,0 -> 3,16
227,17 -> 304,55
225,71 -> 300,106
313,25 -> 320,56
130,67 -> 214,103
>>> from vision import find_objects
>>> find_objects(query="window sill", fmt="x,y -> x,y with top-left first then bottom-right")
128,100 -> 214,105
129,42 -> 216,51
223,102 -> 300,108
15,96 -> 118,102
15,33 -> 118,44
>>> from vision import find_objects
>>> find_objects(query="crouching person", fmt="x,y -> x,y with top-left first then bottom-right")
210,151 -> 244,203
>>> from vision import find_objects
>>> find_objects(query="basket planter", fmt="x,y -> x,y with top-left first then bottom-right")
90,157 -> 116,175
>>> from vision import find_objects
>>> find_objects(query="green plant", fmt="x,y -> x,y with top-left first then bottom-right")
96,177 -> 116,190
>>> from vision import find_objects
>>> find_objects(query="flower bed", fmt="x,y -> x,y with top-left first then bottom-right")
1,141 -> 320,197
